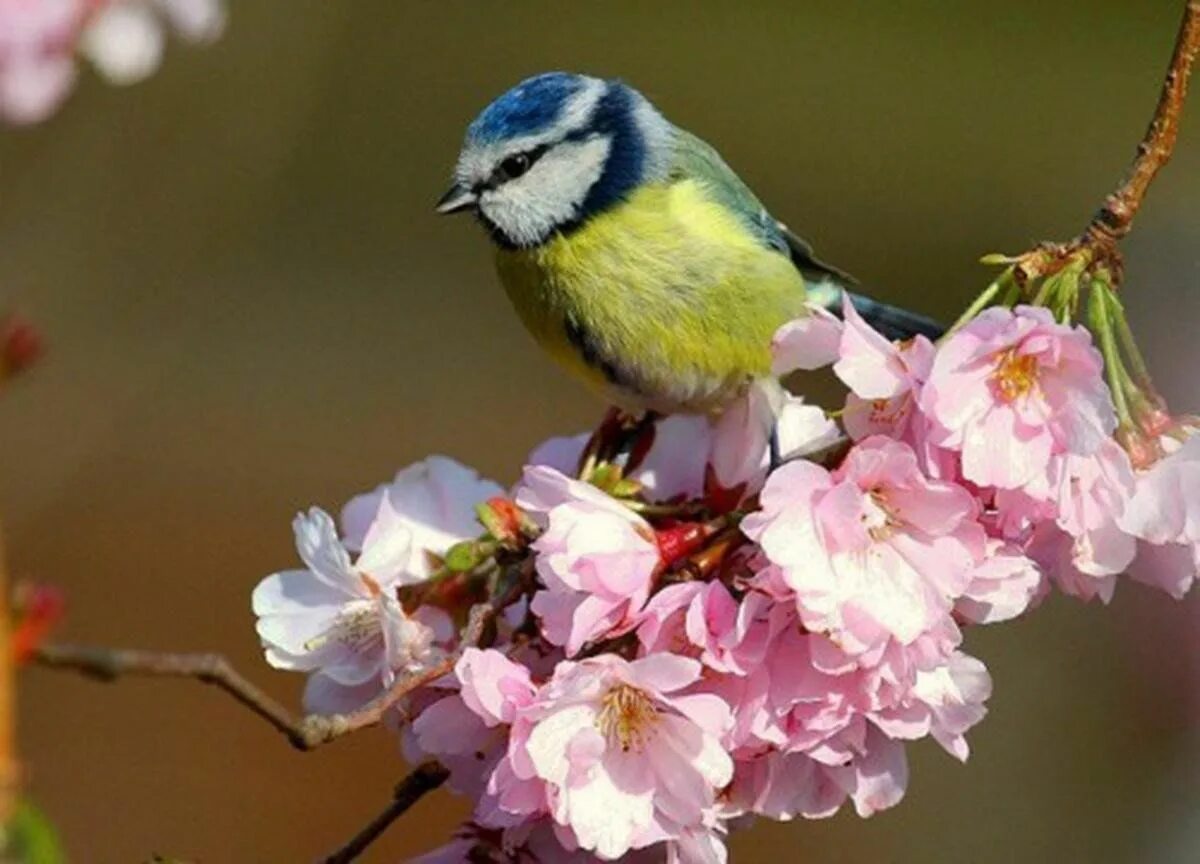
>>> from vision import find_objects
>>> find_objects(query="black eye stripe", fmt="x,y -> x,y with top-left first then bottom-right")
489,144 -> 549,186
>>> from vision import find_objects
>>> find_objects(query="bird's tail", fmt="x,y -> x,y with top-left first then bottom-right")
808,280 -> 945,342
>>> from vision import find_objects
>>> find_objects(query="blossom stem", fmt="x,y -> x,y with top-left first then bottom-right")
320,762 -> 450,864
1088,282 -> 1135,429
1107,288 -> 1159,394
943,273 -> 1007,337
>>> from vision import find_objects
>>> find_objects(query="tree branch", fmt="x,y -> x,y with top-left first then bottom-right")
31,602 -> 495,752
1085,0 -> 1200,246
320,762 -> 450,864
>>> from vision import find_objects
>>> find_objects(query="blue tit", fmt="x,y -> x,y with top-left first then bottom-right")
437,72 -> 942,415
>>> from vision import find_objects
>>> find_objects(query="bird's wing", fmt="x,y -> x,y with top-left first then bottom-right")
667,127 -> 857,287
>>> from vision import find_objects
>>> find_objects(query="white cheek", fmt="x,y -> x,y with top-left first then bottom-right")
480,136 -> 612,247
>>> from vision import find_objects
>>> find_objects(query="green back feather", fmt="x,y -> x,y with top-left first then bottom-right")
667,127 -> 857,287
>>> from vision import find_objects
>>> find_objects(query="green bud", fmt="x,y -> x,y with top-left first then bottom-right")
443,540 -> 486,573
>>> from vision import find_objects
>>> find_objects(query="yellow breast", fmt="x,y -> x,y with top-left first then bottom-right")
494,179 -> 807,413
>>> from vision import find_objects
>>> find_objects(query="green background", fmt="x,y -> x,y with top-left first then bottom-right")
1,1 -> 1198,861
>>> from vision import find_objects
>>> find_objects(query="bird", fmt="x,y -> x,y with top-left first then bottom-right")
437,72 -> 942,416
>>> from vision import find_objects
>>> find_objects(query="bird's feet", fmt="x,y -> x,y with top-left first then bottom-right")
577,408 -> 660,480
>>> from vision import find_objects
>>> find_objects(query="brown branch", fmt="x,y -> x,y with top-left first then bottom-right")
320,762 -> 450,864
1084,0 -> 1200,247
31,602 -> 495,752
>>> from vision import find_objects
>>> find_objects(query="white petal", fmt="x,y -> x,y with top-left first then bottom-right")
526,703 -> 598,785
561,759 -> 654,860
251,569 -> 352,616
292,508 -> 356,588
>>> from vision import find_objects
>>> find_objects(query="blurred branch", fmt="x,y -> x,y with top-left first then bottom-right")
1083,0 -> 1200,247
31,603 -> 494,752
320,762 -> 450,864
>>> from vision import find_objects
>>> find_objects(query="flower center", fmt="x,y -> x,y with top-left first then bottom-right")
597,684 -> 659,752
992,349 -> 1039,402
304,601 -> 382,654
864,488 -> 897,541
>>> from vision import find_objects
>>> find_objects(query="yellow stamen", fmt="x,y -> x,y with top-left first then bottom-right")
992,349 -> 1039,402
596,684 -> 659,753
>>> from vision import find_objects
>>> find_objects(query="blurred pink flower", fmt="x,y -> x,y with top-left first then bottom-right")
517,466 -> 660,654
0,0 -> 225,125
0,0 -> 81,124
921,306 -> 1115,490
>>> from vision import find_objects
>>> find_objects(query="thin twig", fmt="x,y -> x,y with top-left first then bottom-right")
320,762 -> 450,864
32,603 -> 495,752
1085,0 -> 1200,246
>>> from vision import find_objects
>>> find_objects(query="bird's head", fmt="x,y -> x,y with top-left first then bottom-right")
437,72 -> 672,248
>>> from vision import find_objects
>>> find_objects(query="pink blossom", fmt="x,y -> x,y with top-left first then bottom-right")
501,654 -> 733,860
956,539 -> 1043,624
725,750 -> 847,822
340,454 -> 503,579
833,298 -> 938,443
523,419 -> 712,504
636,581 -> 774,676
742,436 -> 985,656
1003,440 -> 1138,603
408,649 -> 539,818
632,414 -> 711,501
709,379 -> 839,496
907,651 -> 992,761
522,393 -> 836,507
251,502 -> 454,713
526,432 -> 590,476
770,303 -> 844,375
517,466 -> 661,654
1121,433 -> 1200,597
921,306 -> 1115,490
457,647 -> 537,726
761,616 -> 981,757
410,820 -> 666,864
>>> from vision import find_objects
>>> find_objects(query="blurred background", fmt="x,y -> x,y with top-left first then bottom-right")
1,1 -> 1198,861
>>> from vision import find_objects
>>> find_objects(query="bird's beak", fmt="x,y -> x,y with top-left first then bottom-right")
436,183 -> 478,215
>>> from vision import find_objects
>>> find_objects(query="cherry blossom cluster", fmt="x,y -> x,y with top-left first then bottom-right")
0,0 -> 224,126
252,288 -> 1197,862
